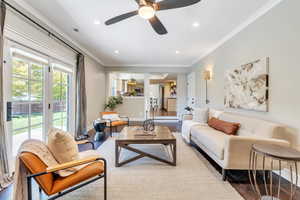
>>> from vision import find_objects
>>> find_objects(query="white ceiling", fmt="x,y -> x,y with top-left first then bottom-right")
24,0 -> 278,67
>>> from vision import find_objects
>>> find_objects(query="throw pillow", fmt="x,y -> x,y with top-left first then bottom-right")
209,109 -> 224,119
47,128 -> 79,163
208,117 -> 240,135
193,108 -> 209,123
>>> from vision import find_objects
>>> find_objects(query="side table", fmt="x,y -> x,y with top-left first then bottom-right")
249,144 -> 300,200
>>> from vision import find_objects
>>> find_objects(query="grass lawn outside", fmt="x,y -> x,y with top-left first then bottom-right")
12,112 -> 67,135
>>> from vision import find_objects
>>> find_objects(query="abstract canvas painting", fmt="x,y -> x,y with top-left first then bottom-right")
224,58 -> 269,112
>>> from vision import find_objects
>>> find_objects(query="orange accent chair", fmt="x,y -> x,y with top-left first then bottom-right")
100,112 -> 129,137
20,152 -> 107,200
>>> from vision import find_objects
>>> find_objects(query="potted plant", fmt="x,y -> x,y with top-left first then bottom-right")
184,106 -> 194,114
104,96 -> 123,111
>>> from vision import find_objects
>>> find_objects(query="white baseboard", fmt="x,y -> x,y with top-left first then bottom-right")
275,168 -> 300,187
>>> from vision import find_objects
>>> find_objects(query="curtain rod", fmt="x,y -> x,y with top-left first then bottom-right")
2,0 -> 81,55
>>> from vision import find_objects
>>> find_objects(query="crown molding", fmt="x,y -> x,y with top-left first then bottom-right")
9,0 -> 105,66
190,0 -> 285,66
104,63 -> 190,68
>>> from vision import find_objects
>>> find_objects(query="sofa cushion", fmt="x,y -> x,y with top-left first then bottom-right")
208,117 -> 240,135
208,109 -> 224,119
191,125 -> 229,160
192,108 -> 209,123
218,112 -> 286,139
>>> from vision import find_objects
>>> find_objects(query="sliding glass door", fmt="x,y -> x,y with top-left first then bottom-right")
5,45 -> 74,156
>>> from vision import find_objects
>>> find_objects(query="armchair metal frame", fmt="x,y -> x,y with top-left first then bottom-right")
26,157 -> 107,200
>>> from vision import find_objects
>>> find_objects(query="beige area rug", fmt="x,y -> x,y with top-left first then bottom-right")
62,133 -> 243,200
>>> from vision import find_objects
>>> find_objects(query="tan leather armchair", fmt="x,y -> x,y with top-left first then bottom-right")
20,152 -> 107,200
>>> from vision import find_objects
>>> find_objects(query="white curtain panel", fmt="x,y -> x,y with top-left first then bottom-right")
0,0 -> 12,189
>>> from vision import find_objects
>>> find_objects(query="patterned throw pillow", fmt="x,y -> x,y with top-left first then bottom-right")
47,128 -> 79,164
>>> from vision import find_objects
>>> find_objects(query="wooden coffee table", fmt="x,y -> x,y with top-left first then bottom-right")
115,126 -> 176,167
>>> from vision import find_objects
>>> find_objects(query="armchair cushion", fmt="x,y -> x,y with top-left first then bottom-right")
51,161 -> 104,195
20,152 -> 54,195
20,152 -> 104,195
110,120 -> 128,127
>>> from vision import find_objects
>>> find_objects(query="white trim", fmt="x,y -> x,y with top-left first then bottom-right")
190,0 -> 285,66
129,118 -> 145,122
105,63 -> 190,68
275,168 -> 300,187
10,0 -> 104,65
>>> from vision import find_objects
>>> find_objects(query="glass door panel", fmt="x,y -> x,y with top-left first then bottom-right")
11,58 -> 44,155
52,68 -> 70,131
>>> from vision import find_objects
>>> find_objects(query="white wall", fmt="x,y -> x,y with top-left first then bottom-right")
85,57 -> 106,128
191,0 -> 300,149
115,97 -> 145,120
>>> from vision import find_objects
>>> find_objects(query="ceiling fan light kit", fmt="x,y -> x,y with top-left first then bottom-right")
105,0 -> 201,35
139,6 -> 156,19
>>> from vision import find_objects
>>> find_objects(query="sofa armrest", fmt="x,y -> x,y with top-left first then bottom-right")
223,136 -> 290,170
182,114 -> 193,121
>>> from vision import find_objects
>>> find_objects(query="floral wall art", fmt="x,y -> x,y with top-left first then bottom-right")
224,58 -> 269,112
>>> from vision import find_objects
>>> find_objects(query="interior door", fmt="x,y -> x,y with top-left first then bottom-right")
187,72 -> 196,108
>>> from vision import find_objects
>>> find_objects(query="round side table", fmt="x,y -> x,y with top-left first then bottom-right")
249,144 -> 300,200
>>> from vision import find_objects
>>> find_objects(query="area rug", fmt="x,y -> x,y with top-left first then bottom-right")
63,133 -> 243,200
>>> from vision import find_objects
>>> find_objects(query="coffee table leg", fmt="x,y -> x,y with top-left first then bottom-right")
173,142 -> 176,166
115,141 -> 120,167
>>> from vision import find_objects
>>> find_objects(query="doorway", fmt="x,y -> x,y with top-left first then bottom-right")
148,74 -> 177,119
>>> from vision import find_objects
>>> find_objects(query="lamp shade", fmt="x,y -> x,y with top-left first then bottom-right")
202,70 -> 211,81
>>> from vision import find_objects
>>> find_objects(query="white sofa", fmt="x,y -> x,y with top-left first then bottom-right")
182,110 -> 291,181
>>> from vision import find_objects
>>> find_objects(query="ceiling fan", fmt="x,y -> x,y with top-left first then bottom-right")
105,0 -> 202,35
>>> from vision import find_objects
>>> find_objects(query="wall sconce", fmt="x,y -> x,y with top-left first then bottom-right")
202,70 -> 212,104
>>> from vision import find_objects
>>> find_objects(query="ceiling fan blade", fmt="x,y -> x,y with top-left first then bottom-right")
157,0 -> 201,11
135,0 -> 156,5
105,11 -> 138,25
149,16 -> 167,35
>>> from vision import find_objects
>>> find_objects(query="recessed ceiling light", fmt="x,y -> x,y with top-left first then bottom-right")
114,50 -> 120,54
94,20 -> 101,25
192,22 -> 200,27
175,50 -> 180,54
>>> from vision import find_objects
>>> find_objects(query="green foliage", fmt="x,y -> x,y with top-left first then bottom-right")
11,59 -> 68,101
104,96 -> 123,111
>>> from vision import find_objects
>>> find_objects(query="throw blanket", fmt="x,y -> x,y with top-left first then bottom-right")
13,139 -> 99,200
182,121 -> 207,143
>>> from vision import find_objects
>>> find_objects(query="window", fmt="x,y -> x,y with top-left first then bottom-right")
11,57 -> 45,155
52,66 -> 71,131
